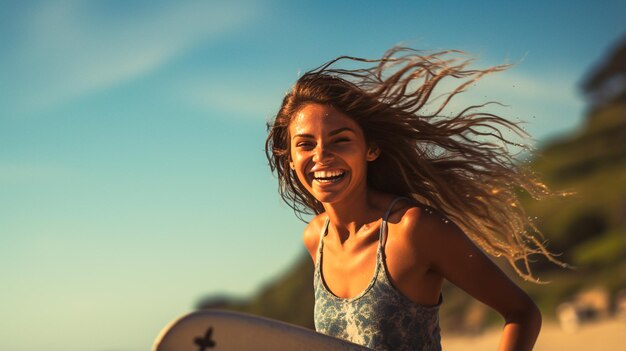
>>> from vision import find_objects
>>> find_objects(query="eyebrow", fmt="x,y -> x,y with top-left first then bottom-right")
294,127 -> 355,139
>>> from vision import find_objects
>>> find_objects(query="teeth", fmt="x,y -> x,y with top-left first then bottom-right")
313,170 -> 345,179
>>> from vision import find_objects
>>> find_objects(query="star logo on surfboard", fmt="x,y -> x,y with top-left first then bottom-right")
194,326 -> 216,350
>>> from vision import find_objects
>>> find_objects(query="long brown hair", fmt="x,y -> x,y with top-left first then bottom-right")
265,47 -> 567,281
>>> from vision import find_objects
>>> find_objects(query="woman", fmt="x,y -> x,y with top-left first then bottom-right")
265,47 -> 564,350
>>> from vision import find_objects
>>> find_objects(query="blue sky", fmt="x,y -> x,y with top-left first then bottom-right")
1,1 -> 624,350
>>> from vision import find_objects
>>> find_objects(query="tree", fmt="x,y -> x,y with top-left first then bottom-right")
581,36 -> 626,107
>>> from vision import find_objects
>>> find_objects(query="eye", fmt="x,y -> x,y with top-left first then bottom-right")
296,141 -> 314,149
334,137 -> 350,143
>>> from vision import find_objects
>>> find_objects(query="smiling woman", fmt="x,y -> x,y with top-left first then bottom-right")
265,47 -> 566,351
289,104 -> 380,204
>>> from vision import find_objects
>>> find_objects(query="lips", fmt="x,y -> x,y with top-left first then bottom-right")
310,169 -> 347,184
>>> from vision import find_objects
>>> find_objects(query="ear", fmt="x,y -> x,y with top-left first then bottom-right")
366,144 -> 380,161
289,161 -> 295,170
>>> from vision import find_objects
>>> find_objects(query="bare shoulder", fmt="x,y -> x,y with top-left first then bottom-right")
387,200 -> 465,263
302,213 -> 326,264
387,201 -> 448,239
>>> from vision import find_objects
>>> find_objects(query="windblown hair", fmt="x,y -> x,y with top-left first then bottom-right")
265,47 -> 567,281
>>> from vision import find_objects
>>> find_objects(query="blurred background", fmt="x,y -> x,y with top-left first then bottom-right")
1,1 -> 624,350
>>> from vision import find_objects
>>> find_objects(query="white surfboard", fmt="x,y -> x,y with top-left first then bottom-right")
153,309 -> 371,351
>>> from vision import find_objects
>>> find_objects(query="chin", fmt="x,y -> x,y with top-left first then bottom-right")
310,187 -> 359,206
313,193 -> 344,205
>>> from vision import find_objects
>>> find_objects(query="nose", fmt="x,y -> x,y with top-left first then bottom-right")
312,143 -> 334,164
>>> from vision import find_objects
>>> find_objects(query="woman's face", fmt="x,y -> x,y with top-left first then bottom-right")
288,103 -> 378,204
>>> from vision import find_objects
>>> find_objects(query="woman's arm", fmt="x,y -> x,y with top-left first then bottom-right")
498,305 -> 541,351
417,213 -> 541,351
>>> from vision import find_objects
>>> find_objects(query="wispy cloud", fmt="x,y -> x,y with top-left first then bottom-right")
427,68 -> 579,111
408,66 -> 584,144
2,1 -> 262,115
468,69 -> 578,105
179,79 -> 284,120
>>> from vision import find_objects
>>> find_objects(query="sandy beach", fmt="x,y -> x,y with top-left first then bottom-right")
441,318 -> 625,351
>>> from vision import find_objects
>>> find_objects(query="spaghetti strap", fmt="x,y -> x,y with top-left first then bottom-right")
382,196 -> 410,222
379,196 -> 412,248
315,217 -> 330,266
320,216 -> 330,244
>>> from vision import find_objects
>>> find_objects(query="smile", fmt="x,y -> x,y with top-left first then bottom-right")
311,169 -> 347,184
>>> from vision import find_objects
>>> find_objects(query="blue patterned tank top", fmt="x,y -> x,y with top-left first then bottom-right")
314,197 -> 442,351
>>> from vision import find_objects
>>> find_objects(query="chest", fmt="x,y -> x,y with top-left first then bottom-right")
320,235 -> 379,299
319,222 -> 442,305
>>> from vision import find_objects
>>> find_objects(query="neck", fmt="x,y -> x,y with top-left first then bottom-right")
321,188 -> 381,242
